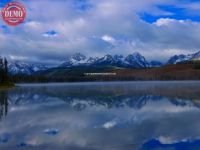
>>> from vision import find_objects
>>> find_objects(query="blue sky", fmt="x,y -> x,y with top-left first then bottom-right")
0,0 -> 12,7
140,2 -> 200,23
0,0 -> 200,64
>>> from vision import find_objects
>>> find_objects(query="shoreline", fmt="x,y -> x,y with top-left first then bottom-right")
0,83 -> 15,90
16,80 -> 200,86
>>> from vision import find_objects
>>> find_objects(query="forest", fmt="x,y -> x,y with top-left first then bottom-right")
0,57 -> 9,84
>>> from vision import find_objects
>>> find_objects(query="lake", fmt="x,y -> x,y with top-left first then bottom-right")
0,81 -> 200,150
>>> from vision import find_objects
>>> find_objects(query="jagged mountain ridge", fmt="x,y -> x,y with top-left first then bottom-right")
7,89 -> 200,111
167,51 -> 200,64
8,61 -> 48,75
5,50 -> 200,75
59,52 -> 158,69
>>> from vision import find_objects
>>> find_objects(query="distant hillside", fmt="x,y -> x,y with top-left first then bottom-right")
7,51 -> 200,76
10,62 -> 200,82
8,52 -> 162,75
167,51 -> 200,64
114,62 -> 200,81
6,51 -> 200,82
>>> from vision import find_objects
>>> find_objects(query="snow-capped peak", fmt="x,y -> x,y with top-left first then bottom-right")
113,55 -> 124,60
167,51 -> 200,64
60,53 -> 87,67
8,61 -> 48,75
87,57 -> 99,64
192,51 -> 200,60
4,50 -> 200,75
71,53 -> 87,61
125,53 -> 149,68
60,52 -> 152,68
102,54 -> 113,61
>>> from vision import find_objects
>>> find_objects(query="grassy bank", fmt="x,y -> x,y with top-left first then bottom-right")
0,83 -> 15,90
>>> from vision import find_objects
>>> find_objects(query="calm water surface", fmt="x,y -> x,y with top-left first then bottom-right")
1,81 -> 200,150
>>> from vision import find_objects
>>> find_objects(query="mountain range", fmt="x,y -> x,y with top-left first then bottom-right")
8,61 -> 48,75
59,52 -> 151,68
4,51 -> 200,75
167,51 -> 200,64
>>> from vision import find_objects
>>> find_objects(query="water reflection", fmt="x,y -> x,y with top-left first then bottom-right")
0,81 -> 200,150
0,91 -> 8,120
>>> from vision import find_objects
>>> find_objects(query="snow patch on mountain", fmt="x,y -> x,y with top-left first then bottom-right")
124,52 -> 149,68
192,51 -> 200,60
8,61 -> 48,75
60,52 -> 153,68
60,53 -> 88,67
167,51 -> 200,64
7,50 -> 200,75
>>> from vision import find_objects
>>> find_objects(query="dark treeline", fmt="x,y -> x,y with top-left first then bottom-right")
0,57 -> 9,84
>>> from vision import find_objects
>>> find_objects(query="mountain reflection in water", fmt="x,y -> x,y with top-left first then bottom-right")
0,91 -> 8,121
0,81 -> 200,150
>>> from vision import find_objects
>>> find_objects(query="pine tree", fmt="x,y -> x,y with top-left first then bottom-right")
4,58 -> 8,82
0,57 -> 3,83
0,57 -> 9,84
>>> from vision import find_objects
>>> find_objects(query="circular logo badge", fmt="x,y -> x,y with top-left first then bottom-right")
1,2 -> 26,26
